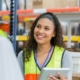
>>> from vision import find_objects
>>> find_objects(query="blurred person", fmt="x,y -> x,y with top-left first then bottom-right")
18,12 -> 73,80
0,36 -> 23,80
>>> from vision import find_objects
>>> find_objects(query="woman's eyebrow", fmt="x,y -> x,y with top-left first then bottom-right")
37,23 -> 50,27
37,23 -> 41,26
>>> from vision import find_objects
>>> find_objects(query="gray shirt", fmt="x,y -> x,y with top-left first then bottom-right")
18,50 -> 73,80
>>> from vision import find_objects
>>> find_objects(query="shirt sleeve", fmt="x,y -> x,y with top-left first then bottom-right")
62,50 -> 73,80
17,50 -> 23,74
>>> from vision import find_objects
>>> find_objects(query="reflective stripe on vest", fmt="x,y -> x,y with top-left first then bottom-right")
0,30 -> 7,38
24,46 -> 64,80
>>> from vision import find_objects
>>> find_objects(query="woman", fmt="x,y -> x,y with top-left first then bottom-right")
18,12 -> 72,80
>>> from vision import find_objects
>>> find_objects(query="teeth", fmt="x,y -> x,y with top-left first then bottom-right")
38,35 -> 44,38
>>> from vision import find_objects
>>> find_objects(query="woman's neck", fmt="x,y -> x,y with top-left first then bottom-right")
37,43 -> 52,55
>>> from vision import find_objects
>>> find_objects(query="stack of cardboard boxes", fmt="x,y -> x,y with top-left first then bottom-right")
29,0 -> 78,9
2,0 -> 78,10
19,0 -> 78,9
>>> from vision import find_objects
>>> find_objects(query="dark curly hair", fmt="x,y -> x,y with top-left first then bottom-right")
23,12 -> 65,61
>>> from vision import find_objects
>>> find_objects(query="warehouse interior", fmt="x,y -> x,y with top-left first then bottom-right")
0,0 -> 80,80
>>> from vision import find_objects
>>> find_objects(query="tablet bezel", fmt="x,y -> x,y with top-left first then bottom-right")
39,68 -> 70,80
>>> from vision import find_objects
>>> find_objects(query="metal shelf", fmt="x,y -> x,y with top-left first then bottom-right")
16,35 -> 80,42
1,7 -> 80,48
0,7 -> 80,16
1,11 -> 80,22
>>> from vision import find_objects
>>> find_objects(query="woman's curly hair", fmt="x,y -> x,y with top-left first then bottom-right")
23,12 -> 65,61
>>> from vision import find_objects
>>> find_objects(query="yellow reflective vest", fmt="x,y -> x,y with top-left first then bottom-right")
24,46 -> 65,80
0,30 -> 7,38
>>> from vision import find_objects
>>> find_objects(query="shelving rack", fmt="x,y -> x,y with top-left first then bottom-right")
0,0 -> 80,50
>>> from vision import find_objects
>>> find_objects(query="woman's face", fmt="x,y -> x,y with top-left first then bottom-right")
34,18 -> 55,45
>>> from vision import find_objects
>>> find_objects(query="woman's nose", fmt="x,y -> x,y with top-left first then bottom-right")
39,28 -> 44,33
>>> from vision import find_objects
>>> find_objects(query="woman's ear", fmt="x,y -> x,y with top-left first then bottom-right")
53,32 -> 56,37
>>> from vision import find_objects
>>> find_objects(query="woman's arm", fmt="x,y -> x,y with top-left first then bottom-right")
17,50 -> 24,74
62,50 -> 73,80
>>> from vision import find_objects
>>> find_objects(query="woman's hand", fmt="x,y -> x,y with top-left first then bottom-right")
48,72 -> 68,80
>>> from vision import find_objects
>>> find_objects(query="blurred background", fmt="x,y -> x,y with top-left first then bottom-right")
0,0 -> 80,80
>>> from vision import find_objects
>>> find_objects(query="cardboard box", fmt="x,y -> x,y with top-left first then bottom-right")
72,73 -> 80,80
33,0 -> 42,9
19,0 -> 33,9
27,0 -> 33,9
32,0 -> 78,9
25,21 -> 33,30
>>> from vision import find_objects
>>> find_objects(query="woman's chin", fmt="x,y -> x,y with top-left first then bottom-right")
37,41 -> 45,45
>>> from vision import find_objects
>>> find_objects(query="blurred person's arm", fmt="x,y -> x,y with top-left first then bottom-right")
18,50 -> 24,74
0,36 -> 23,80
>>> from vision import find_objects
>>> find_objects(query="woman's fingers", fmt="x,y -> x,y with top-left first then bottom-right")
48,75 -> 59,80
57,72 -> 68,80
57,72 -> 64,80
48,73 -> 68,80
65,76 -> 68,80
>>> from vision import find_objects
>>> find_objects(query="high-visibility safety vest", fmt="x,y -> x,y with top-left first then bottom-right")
24,46 -> 65,80
0,30 -> 7,38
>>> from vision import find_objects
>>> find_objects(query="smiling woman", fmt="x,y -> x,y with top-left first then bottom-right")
18,12 -> 73,80
34,18 -> 55,45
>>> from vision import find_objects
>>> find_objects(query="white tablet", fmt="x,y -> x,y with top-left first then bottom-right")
39,68 -> 70,80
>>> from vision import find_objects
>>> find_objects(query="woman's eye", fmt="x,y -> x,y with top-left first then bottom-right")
45,27 -> 49,30
37,25 -> 41,28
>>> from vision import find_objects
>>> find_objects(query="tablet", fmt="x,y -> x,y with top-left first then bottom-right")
39,68 -> 70,80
